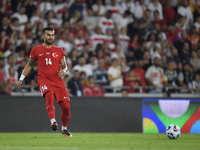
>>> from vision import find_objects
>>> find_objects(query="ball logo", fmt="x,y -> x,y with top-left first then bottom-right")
52,53 -> 58,58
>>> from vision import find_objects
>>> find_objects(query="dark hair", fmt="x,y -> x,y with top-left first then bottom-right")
77,18 -> 83,22
88,75 -> 94,80
167,60 -> 175,64
7,54 -> 14,59
73,70 -> 79,73
19,5 -> 26,9
121,89 -> 128,93
111,58 -> 117,64
107,10 -> 113,14
183,62 -> 190,67
146,9 -> 151,12
80,71 -> 86,75
154,10 -> 159,14
147,32 -> 158,42
84,41 -> 89,46
11,17 -> 19,23
79,56 -> 85,60
124,10 -> 131,16
128,47 -> 134,52
42,26 -> 54,34
26,29 -> 32,33
64,74 -> 69,78
20,59 -> 26,62
163,90 -> 171,97
62,11 -> 70,22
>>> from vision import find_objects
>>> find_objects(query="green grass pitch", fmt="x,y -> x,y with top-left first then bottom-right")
0,133 -> 199,150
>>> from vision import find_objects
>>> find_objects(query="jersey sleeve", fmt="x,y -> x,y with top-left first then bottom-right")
30,47 -> 37,60
60,48 -> 65,60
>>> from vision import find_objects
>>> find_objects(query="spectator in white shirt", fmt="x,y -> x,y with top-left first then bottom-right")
92,0 -> 107,16
73,57 -> 93,77
98,11 -> 115,34
30,8 -> 43,29
54,0 -> 68,19
114,10 -> 132,34
69,10 -> 82,28
90,26 -> 106,51
134,0 -> 146,20
143,0 -> 151,7
107,58 -> 123,87
11,6 -> 28,31
121,0 -> 135,14
148,0 -> 163,20
106,0 -> 122,19
66,0 -> 74,9
145,57 -> 164,93
177,0 -> 193,29
146,33 -> 161,60
192,73 -> 200,93
87,54 -> 98,71
67,32 -> 76,52
170,0 -> 179,10
43,10 -> 62,29
10,18 -> 20,32
105,28 -> 115,52
74,29 -> 86,55
119,27 -> 130,54
4,54 -> 17,79
57,30 -> 71,54
84,8 -> 97,36
39,0 -> 53,14
5,66 -> 18,94
111,43 -> 125,60
3,43 -> 17,59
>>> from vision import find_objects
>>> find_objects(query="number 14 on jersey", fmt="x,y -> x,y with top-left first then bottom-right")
45,58 -> 52,65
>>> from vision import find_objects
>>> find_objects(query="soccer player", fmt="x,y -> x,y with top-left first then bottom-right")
16,27 -> 72,137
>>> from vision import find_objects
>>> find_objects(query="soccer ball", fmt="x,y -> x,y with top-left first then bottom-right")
165,124 -> 181,139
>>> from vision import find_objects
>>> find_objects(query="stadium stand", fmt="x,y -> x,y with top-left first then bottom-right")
0,0 -> 200,97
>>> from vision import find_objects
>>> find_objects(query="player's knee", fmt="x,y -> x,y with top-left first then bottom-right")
60,102 -> 70,111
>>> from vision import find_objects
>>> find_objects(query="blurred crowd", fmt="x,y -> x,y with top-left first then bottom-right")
0,0 -> 200,96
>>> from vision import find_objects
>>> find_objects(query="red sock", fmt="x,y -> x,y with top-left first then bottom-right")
59,102 -> 71,127
45,92 -> 55,120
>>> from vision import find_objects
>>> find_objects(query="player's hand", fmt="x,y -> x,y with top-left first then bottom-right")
58,69 -> 66,77
16,80 -> 23,89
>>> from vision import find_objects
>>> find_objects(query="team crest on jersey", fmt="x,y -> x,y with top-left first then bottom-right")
52,53 -> 58,58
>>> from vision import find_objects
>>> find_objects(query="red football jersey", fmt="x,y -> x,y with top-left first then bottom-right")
30,44 -> 65,86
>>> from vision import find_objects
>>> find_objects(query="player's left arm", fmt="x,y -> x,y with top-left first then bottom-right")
58,58 -> 68,77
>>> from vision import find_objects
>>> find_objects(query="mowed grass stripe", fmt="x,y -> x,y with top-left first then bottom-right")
0,146 -> 78,150
0,133 -> 199,150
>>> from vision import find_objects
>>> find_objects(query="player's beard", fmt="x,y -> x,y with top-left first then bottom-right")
45,38 -> 54,45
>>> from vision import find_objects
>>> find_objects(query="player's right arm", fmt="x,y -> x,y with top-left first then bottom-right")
16,58 -> 36,89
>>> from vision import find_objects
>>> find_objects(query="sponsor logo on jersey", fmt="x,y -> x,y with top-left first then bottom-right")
39,53 -> 44,56
52,53 -> 58,58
